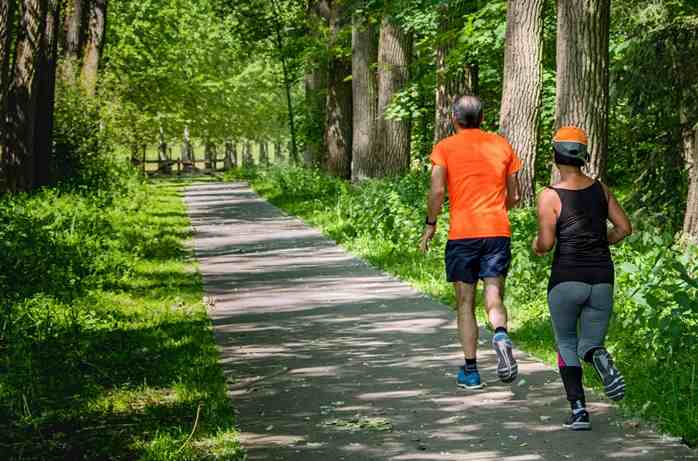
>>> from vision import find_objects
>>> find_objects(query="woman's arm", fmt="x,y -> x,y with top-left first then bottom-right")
602,184 -> 632,244
532,188 -> 559,256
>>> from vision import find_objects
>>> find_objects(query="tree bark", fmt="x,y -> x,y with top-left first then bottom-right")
259,141 -> 269,166
63,0 -> 83,58
499,0 -> 545,205
0,0 -> 16,118
274,142 -> 283,163
80,0 -> 105,96
433,4 -> 478,144
553,0 -> 610,182
33,0 -> 60,187
243,141 -> 254,168
681,101 -> 698,239
324,0 -> 352,179
181,126 -> 194,172
3,0 -> 48,192
350,12 -> 378,181
374,16 -> 412,177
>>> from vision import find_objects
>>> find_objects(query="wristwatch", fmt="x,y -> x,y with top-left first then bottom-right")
425,217 -> 437,226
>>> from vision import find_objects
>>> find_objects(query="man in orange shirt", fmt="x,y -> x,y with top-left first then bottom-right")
420,95 -> 521,389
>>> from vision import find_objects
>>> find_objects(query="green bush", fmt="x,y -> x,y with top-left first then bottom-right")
235,165 -> 698,445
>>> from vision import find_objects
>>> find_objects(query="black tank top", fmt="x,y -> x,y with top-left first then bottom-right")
548,181 -> 614,291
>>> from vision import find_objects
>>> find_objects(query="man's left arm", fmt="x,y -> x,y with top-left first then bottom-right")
420,165 -> 447,252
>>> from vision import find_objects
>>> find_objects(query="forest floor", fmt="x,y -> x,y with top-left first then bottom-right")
185,181 -> 697,461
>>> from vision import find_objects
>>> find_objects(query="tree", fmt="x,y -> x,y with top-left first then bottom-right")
499,0 -> 545,204
433,2 -> 479,143
322,0 -> 352,178
0,0 -> 16,177
554,0 -> 610,181
80,0 -> 106,95
3,0 -> 48,191
350,11 -> 377,181
374,15 -> 411,177
33,0 -> 61,187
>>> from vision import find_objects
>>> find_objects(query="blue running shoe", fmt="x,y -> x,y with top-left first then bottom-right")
457,366 -> 483,390
492,332 -> 518,383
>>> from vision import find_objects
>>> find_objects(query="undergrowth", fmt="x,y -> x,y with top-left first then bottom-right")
227,165 -> 698,447
0,176 -> 243,460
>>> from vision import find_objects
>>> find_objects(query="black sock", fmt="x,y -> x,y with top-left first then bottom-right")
465,358 -> 477,371
584,347 -> 602,364
559,366 -> 586,406
494,327 -> 508,335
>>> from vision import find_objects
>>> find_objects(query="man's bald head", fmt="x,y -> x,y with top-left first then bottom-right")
452,95 -> 483,129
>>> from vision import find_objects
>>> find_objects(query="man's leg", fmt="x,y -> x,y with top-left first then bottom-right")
455,281 -> 478,359
484,276 -> 518,383
482,277 -> 507,330
454,281 -> 483,389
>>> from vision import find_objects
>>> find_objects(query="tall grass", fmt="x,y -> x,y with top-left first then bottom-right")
0,177 -> 243,460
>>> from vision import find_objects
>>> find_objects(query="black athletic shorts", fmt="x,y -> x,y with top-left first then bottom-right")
445,237 -> 511,284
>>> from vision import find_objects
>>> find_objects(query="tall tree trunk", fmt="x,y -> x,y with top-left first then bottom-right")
59,0 -> 84,81
181,125 -> 194,172
304,68 -> 326,167
324,1 -> 352,179
499,0 -> 545,205
33,0 -> 60,187
243,141 -> 254,168
0,0 -> 17,188
374,16 -> 412,177
274,142 -> 283,163
433,4 -> 478,144
553,0 -> 610,182
681,100 -> 698,239
0,0 -> 16,117
259,141 -> 269,166
3,0 -> 47,192
80,0 -> 105,96
350,12 -> 378,181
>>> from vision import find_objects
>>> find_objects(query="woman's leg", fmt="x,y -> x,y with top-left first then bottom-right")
578,284 -> 625,401
548,282 -> 590,405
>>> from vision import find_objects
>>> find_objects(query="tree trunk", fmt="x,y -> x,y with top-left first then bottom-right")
433,4 -> 478,144
58,0 -> 84,81
0,0 -> 16,187
681,100 -> 698,239
553,0 -> 610,182
350,12 -> 378,181
0,0 -> 16,119
274,142 -> 283,163
3,0 -> 47,192
33,0 -> 60,187
223,142 -> 233,169
304,3 -> 327,168
243,141 -> 254,168
80,0 -> 105,96
181,126 -> 194,172
499,0 -> 545,205
259,141 -> 269,166
324,1 -> 352,179
374,16 -> 412,177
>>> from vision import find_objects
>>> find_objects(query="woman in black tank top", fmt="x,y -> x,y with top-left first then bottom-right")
532,127 -> 632,431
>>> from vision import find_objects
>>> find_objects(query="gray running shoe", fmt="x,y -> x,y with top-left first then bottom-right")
592,348 -> 625,401
492,332 -> 518,383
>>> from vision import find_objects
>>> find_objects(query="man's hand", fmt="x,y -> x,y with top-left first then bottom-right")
420,224 -> 436,253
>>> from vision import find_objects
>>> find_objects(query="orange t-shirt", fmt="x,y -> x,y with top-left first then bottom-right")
430,129 -> 521,240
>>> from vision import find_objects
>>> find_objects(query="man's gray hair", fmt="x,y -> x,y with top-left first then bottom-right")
452,95 -> 483,129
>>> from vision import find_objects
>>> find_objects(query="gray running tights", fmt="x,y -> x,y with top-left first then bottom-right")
547,282 -> 614,368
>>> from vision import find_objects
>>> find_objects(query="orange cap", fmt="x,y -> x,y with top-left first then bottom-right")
554,127 -> 588,145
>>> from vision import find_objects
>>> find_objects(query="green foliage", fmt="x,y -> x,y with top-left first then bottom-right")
0,179 -> 243,459
237,165 -> 698,445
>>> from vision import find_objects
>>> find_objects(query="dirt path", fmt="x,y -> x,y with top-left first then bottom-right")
185,182 -> 695,461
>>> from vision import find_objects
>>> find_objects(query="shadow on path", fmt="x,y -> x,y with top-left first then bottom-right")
185,182 -> 696,461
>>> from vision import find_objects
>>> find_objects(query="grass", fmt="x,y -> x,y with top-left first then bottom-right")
229,165 -> 698,447
0,178 -> 244,460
